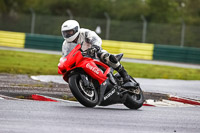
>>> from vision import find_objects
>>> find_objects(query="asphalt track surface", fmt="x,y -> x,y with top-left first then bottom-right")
0,74 -> 200,133
0,99 -> 200,133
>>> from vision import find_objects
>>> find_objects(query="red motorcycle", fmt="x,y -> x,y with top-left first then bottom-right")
58,44 -> 144,109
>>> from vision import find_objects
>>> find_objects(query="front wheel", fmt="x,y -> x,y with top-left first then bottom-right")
123,85 -> 144,110
68,74 -> 99,107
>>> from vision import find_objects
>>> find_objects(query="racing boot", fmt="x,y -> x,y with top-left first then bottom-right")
116,65 -> 131,83
97,52 -> 130,83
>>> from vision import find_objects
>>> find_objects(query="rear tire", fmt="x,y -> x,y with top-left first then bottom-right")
123,86 -> 144,110
68,74 -> 98,107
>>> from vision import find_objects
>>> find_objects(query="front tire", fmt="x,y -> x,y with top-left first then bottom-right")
68,74 -> 98,107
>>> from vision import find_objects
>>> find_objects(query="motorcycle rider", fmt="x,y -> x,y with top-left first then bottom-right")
61,20 -> 130,83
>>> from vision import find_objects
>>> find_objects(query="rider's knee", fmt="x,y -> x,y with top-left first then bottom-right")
97,52 -> 110,62
97,52 -> 120,69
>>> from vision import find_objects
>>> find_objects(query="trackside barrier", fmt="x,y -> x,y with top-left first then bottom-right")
0,30 -> 200,64
25,33 -> 63,51
102,40 -> 154,60
0,30 -> 25,48
154,44 -> 200,64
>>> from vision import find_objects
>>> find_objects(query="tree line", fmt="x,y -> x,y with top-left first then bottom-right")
0,0 -> 200,24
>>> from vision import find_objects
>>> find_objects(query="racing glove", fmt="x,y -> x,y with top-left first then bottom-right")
87,45 -> 100,58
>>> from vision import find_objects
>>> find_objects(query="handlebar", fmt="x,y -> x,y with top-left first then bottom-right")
81,50 -> 88,56
81,48 -> 98,58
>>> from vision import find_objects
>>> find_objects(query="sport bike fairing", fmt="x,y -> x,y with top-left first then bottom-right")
58,44 -> 110,84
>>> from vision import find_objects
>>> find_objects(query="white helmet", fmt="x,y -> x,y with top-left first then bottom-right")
61,20 -> 80,42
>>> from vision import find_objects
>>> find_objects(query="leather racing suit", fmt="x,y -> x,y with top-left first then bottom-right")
62,28 -> 130,83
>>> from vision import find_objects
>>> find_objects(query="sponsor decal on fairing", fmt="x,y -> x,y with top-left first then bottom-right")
86,63 -> 99,75
104,89 -> 115,100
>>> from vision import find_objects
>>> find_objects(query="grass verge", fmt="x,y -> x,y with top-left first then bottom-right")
0,49 -> 200,80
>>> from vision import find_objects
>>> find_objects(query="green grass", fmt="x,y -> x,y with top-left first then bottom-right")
122,62 -> 200,80
0,49 -> 200,80
0,50 -> 60,75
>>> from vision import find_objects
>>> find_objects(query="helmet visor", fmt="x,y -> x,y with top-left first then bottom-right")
62,26 -> 78,38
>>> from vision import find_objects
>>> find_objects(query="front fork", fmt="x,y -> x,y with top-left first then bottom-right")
80,74 -> 94,90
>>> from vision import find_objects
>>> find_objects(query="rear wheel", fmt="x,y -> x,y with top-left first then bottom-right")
68,74 -> 98,107
123,85 -> 144,110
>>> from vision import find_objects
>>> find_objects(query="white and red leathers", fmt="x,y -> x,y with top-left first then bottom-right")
61,20 -> 130,83
62,28 -> 103,57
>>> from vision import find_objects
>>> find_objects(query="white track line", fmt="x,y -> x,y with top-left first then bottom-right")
145,99 -> 195,107
34,94 -> 78,104
0,94 -> 24,100
35,94 -> 198,107
0,97 -> 4,100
